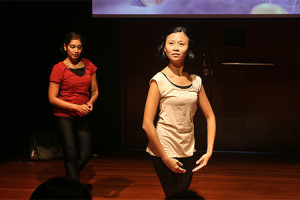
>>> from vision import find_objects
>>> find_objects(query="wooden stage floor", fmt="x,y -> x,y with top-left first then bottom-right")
0,152 -> 299,200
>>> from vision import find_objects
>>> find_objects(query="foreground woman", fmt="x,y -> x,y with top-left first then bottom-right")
142,26 -> 216,198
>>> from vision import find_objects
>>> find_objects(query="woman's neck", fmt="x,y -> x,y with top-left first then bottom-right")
65,57 -> 80,65
167,63 -> 184,76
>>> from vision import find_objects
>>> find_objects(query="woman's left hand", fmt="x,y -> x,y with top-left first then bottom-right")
86,102 -> 93,112
192,153 -> 211,172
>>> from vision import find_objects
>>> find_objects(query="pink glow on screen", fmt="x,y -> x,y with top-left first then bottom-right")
92,0 -> 300,17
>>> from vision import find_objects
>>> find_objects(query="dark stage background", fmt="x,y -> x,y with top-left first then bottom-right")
1,1 -> 300,160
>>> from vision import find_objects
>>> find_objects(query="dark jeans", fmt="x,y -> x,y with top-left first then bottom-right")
151,155 -> 197,198
56,116 -> 92,181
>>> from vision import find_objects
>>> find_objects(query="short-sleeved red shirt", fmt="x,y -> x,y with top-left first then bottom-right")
50,58 -> 97,117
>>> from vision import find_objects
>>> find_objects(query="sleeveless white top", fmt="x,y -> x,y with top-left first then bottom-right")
146,72 -> 202,158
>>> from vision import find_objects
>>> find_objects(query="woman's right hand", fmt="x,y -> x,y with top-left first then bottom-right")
162,157 -> 186,173
76,104 -> 91,115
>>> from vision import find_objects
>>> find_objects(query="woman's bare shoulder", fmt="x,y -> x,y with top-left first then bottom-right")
183,71 -> 193,81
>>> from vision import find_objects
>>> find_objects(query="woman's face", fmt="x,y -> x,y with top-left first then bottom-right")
164,32 -> 189,63
64,39 -> 83,60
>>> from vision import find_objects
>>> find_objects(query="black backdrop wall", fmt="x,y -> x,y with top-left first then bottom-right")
1,1 -> 300,160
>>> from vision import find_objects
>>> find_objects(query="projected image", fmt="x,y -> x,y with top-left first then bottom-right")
93,0 -> 300,16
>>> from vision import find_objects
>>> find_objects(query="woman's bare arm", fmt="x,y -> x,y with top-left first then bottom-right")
142,81 -> 186,173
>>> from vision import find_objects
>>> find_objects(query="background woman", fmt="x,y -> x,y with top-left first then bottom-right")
142,26 -> 216,198
48,32 -> 99,184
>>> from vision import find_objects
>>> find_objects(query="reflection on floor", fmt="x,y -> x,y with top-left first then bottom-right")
0,151 -> 299,200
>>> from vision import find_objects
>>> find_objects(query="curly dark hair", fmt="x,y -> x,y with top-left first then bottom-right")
158,26 -> 196,64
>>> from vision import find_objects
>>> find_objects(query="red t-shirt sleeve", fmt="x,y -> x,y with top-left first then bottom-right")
82,58 -> 97,74
50,64 -> 64,83
90,62 -> 97,74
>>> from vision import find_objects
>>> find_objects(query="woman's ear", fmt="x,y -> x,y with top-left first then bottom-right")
64,43 -> 67,51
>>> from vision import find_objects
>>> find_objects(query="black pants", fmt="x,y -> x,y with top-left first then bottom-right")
151,155 -> 196,198
56,116 -> 92,181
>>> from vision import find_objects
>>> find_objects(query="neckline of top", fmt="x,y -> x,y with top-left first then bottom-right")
161,72 -> 193,89
62,59 -> 86,69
